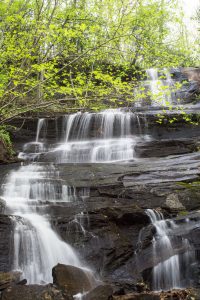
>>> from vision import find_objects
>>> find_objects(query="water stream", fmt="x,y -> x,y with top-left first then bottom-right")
146,68 -> 175,106
146,209 -> 195,291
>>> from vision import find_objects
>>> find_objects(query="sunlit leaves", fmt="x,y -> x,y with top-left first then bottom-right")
0,0 -> 197,122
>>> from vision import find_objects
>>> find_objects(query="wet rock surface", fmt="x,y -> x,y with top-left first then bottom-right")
1,111 -> 200,298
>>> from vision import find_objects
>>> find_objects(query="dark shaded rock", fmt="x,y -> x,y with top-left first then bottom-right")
1,284 -> 72,300
52,264 -> 94,295
17,279 -> 27,285
135,139 -> 198,158
54,206 -> 147,283
0,216 -> 13,272
83,285 -> 113,300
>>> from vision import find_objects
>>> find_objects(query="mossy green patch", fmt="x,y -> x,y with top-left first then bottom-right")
0,126 -> 15,158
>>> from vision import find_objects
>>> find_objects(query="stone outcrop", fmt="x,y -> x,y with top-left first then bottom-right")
52,264 -> 95,295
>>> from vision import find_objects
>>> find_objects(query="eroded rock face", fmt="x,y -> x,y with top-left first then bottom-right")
52,264 -> 94,295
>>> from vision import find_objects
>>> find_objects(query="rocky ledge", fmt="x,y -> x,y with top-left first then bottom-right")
1,264 -> 199,300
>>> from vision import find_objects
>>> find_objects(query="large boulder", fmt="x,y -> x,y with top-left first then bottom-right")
52,264 -> 95,295
1,284 -> 72,300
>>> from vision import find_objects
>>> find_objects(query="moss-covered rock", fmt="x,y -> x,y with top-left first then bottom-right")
0,128 -> 16,163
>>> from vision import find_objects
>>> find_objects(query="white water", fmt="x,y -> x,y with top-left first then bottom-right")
2,164 -> 85,284
18,110 -> 150,163
19,110 -> 150,163
146,209 -> 195,291
146,68 -> 174,106
54,109 -> 150,163
35,118 -> 46,143
19,118 -> 47,160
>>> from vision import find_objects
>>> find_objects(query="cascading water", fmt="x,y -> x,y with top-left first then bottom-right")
146,209 -> 195,291
2,163 -> 85,284
1,110 -> 149,285
35,118 -> 46,143
19,118 -> 47,160
53,109 -> 150,163
1,120 -> 92,284
146,68 -> 174,106
19,110 -> 150,164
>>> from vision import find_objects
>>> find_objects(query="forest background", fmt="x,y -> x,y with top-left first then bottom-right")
0,0 -> 199,125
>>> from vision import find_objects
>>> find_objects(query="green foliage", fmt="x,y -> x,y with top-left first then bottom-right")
0,126 -> 15,157
0,0 -> 198,123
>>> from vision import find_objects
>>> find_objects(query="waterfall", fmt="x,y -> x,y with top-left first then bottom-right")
1,111 -> 150,283
2,163 -> 86,284
146,209 -> 195,291
54,109 -> 150,163
146,68 -> 174,106
19,109 -> 150,164
35,118 -> 46,143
